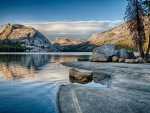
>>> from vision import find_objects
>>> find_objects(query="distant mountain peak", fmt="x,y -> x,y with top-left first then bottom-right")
0,24 -> 56,52
50,37 -> 85,46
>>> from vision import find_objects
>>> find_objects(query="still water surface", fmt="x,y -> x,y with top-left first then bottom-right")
0,52 -> 108,113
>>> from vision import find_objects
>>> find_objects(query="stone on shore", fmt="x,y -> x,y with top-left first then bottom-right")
112,56 -> 119,62
137,57 -> 144,63
125,59 -> 135,63
69,68 -> 92,80
118,58 -> 125,62
89,44 -> 115,62
77,57 -> 89,61
116,48 -> 134,59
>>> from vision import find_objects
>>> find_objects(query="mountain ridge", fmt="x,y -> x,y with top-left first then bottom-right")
0,24 -> 55,52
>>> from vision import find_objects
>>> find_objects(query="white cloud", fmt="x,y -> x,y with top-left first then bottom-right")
22,20 -> 124,40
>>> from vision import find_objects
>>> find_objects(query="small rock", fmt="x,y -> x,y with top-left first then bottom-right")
125,59 -> 135,63
118,58 -> 125,62
137,57 -> 144,63
134,59 -> 139,63
112,56 -> 118,62
142,60 -> 147,63
77,57 -> 89,61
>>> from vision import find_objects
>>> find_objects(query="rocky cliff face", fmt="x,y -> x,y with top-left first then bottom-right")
50,37 -> 85,46
0,24 -> 55,52
50,37 -> 85,52
87,22 -> 130,45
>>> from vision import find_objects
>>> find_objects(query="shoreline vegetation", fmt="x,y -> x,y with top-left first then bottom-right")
0,43 -> 25,52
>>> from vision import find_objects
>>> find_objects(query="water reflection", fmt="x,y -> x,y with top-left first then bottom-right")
92,72 -> 111,85
69,77 -> 92,84
0,54 -> 90,81
0,63 -> 34,80
0,53 -> 91,113
0,54 -> 51,80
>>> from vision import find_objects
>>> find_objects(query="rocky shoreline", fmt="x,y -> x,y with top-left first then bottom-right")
59,61 -> 150,113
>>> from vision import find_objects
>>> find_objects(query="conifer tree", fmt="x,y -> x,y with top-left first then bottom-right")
125,0 -> 146,58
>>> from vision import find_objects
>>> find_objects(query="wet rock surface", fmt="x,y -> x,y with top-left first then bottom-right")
59,61 -> 150,113
69,68 -> 92,80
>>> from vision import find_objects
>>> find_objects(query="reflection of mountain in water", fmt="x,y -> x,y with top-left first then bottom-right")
0,54 -> 51,80
50,55 -> 90,64
0,54 -> 91,81
19,54 -> 51,69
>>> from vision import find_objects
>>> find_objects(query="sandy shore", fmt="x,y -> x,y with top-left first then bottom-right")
59,61 -> 150,113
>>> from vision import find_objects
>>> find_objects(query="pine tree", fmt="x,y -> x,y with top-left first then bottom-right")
124,0 -> 146,58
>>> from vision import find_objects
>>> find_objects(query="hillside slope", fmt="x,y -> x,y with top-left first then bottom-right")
87,22 -> 133,49
64,16 -> 149,52
60,22 -> 132,52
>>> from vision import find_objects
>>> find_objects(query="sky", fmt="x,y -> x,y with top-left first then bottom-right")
0,0 -> 128,40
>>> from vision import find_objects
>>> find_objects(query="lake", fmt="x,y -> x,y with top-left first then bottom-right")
0,52 -> 109,113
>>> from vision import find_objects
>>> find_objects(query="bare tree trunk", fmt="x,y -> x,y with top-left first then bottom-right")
136,0 -> 144,57
138,31 -> 144,57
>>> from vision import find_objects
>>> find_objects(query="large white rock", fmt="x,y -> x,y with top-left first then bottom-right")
89,44 -> 115,62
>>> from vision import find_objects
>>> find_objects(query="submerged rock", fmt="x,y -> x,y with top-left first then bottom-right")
89,44 -> 115,62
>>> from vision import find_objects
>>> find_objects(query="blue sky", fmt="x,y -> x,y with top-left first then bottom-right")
0,0 -> 128,40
